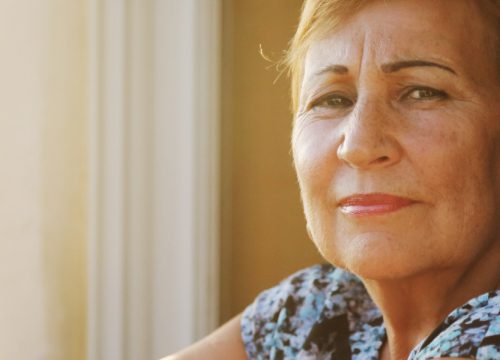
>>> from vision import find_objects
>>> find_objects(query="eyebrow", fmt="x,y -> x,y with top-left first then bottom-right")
381,60 -> 457,75
314,64 -> 349,77
313,60 -> 457,77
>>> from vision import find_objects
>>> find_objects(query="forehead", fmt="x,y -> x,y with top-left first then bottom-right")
303,0 -> 495,83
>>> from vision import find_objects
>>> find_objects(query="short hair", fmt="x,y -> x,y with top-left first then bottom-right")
284,0 -> 500,114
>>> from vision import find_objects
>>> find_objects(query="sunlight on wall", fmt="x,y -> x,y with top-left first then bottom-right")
0,1 -> 87,359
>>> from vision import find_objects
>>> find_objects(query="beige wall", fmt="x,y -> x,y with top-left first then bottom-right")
0,0 -> 319,354
0,1 -> 87,358
220,0 -> 323,323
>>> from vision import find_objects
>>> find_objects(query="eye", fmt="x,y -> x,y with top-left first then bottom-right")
404,87 -> 448,101
310,93 -> 354,110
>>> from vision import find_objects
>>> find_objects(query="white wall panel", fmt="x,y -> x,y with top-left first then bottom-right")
88,1 -> 221,359
0,1 -> 87,359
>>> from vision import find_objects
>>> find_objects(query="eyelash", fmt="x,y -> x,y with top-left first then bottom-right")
401,86 -> 449,101
309,86 -> 449,111
310,93 -> 354,110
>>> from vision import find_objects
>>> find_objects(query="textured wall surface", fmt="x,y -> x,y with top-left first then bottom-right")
220,0 -> 323,323
0,1 -> 87,358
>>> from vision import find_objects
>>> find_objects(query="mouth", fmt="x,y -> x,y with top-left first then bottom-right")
338,193 -> 417,216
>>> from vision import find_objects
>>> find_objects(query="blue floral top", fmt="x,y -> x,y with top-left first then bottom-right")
241,264 -> 500,359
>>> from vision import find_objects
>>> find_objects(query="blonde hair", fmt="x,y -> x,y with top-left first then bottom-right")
284,0 -> 368,114
284,0 -> 500,114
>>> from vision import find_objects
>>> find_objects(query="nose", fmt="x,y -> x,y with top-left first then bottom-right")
337,100 -> 402,169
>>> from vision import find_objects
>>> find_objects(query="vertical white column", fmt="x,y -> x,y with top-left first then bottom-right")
88,0 -> 127,359
152,0 -> 197,354
152,0 -> 221,356
124,0 -> 154,359
89,0 -> 221,358
192,0 -> 222,342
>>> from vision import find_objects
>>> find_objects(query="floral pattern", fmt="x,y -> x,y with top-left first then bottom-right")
241,264 -> 499,359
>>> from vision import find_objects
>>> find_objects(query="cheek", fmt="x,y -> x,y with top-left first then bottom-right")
292,121 -> 344,256
405,110 -> 498,246
293,121 -> 341,195
404,107 -> 491,191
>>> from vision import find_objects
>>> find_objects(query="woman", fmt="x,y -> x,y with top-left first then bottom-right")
166,0 -> 500,358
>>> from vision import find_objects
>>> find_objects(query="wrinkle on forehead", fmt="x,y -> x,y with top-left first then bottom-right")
301,0 -> 500,96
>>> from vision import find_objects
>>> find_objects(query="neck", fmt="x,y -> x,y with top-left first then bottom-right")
362,242 -> 500,360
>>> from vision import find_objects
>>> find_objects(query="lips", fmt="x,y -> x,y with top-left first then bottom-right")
338,193 -> 417,216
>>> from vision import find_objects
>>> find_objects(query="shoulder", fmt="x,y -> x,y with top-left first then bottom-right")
470,292 -> 500,359
411,291 -> 500,360
240,264 -> 370,359
241,264 -> 362,331
243,264 -> 359,309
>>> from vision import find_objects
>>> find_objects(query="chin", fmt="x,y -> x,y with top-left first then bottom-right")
321,232 -> 432,281
343,256 -> 425,281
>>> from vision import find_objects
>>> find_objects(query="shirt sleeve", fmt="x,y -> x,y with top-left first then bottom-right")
476,312 -> 500,360
410,291 -> 500,360
240,264 -> 336,360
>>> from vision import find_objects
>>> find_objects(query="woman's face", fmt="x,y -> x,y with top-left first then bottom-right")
292,0 -> 500,279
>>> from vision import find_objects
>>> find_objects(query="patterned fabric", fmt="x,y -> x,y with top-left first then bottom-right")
241,264 -> 500,359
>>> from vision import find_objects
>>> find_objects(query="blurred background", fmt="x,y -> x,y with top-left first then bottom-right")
0,0 -> 321,359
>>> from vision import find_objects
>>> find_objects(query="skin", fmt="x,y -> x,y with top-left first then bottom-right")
166,0 -> 500,359
160,315 -> 247,360
294,0 -> 500,358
